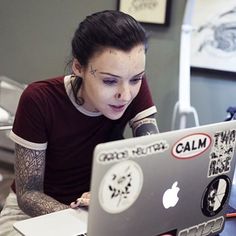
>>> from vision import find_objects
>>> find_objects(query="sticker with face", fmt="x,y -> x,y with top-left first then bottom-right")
201,175 -> 230,217
99,160 -> 143,214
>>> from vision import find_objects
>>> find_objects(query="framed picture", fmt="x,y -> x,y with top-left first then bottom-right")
118,0 -> 171,26
191,0 -> 236,73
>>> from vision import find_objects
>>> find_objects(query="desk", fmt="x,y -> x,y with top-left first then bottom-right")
219,184 -> 236,235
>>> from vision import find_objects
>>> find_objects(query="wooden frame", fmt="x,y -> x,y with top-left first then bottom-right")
118,0 -> 171,26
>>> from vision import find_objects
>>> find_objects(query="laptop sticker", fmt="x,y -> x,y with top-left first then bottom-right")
208,129 -> 236,177
97,141 -> 169,164
178,216 -> 224,236
172,133 -> 211,159
99,160 -> 143,214
201,175 -> 230,217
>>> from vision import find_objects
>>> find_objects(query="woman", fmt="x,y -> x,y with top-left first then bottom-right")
0,10 -> 159,235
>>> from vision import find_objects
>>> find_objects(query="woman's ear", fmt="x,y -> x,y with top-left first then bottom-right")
72,59 -> 83,76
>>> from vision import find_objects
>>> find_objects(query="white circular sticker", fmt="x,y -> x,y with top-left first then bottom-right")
99,160 -> 143,214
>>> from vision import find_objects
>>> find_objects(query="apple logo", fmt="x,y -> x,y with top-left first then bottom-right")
162,181 -> 180,209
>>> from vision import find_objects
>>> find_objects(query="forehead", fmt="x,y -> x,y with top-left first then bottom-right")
92,45 -> 145,59
88,45 -> 146,73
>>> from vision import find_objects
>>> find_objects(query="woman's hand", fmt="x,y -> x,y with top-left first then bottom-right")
70,192 -> 90,208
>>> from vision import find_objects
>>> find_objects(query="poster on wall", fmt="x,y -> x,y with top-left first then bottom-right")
191,0 -> 236,73
118,0 -> 170,25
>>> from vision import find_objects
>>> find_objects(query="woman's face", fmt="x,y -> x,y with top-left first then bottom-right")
73,45 -> 146,120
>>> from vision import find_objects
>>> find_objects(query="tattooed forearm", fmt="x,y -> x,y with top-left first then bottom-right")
15,144 -> 68,217
132,115 -> 159,137
18,191 -> 69,217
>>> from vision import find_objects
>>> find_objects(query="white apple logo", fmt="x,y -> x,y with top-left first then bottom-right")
162,181 -> 180,209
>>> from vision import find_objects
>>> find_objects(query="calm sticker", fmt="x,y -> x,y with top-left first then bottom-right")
99,160 -> 143,214
172,133 -> 211,159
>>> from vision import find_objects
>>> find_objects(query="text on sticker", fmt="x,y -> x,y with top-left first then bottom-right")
98,141 -> 169,164
208,129 -> 236,177
178,216 -> 224,236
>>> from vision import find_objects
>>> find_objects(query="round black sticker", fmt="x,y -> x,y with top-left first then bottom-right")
201,175 -> 231,217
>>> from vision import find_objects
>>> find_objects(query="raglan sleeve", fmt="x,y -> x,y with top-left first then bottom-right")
9,84 -> 48,150
128,75 -> 157,127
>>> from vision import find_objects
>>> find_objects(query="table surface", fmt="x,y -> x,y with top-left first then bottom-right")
219,184 -> 236,235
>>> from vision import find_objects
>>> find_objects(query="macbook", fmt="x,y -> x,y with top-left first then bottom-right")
14,120 -> 236,236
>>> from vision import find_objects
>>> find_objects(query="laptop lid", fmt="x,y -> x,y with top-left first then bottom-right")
87,120 -> 236,236
13,120 -> 236,236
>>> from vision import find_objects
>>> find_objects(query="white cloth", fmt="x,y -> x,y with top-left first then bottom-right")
0,191 -> 30,236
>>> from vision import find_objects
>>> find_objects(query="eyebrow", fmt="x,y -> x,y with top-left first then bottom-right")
99,71 -> 145,79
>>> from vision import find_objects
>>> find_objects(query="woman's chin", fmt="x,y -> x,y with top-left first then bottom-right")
103,110 -> 125,120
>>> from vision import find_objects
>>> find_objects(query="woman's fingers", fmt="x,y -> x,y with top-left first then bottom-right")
70,199 -> 81,208
78,197 -> 90,206
70,192 -> 91,208
81,192 -> 90,199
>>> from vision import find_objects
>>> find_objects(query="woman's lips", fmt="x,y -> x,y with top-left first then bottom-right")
109,104 -> 127,112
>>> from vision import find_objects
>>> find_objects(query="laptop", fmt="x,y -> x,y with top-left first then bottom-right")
13,120 -> 236,236
14,208 -> 88,236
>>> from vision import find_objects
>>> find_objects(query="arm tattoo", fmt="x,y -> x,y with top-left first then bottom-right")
15,144 -> 68,217
132,114 -> 159,137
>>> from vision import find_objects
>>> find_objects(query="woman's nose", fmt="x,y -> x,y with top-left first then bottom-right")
116,84 -> 132,101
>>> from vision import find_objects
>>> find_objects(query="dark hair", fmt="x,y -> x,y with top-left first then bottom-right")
72,10 -> 148,66
70,10 -> 148,105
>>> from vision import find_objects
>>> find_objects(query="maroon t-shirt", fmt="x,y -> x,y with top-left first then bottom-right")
10,75 -> 157,205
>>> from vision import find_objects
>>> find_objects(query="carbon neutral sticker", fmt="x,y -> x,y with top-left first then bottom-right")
99,160 -> 143,214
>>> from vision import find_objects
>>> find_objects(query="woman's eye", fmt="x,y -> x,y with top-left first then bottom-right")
103,79 -> 117,85
130,76 -> 143,84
